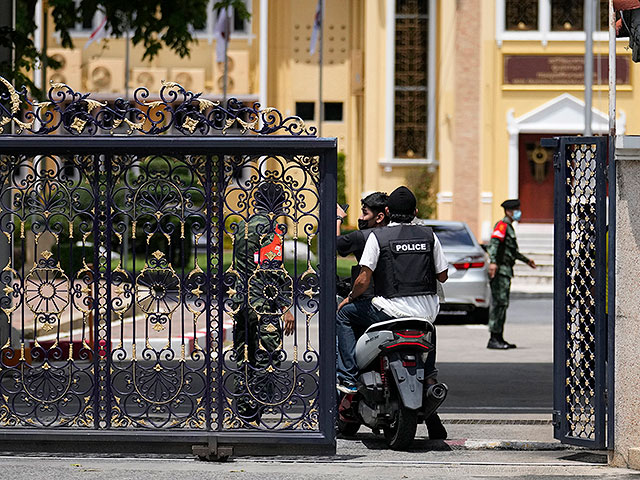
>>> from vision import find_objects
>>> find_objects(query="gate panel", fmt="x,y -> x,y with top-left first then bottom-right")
107,154 -> 212,430
0,78 -> 336,454
0,153 -> 97,428
219,154 -> 321,431
552,136 -> 607,448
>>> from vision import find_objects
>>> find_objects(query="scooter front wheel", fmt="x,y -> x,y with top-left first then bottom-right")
383,406 -> 418,450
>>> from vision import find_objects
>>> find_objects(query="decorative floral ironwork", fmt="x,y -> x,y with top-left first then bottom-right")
220,157 -> 321,431
135,251 -> 181,332
25,251 -> 70,332
564,143 -> 598,440
248,269 -> 293,316
0,76 -> 316,136
0,87 -> 327,439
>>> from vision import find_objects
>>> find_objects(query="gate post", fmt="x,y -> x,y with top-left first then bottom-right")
610,135 -> 640,469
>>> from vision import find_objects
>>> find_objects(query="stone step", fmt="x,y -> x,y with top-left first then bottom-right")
510,281 -> 553,294
517,241 -> 554,250
513,267 -> 553,277
514,223 -> 554,234
511,275 -> 553,286
516,252 -> 554,262
514,264 -> 553,276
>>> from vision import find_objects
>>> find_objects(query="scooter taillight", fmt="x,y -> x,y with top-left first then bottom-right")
395,330 -> 424,339
383,341 -> 430,351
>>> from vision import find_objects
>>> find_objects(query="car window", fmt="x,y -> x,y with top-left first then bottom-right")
431,226 -> 475,247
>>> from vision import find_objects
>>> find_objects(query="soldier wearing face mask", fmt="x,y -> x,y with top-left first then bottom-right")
486,199 -> 537,349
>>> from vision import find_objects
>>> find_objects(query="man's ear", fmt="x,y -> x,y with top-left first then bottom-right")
375,212 -> 385,224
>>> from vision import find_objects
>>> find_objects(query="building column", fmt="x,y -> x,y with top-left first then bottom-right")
611,135 -> 640,470
452,0 -> 481,235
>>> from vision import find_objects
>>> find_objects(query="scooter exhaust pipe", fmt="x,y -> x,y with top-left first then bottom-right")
423,382 -> 448,419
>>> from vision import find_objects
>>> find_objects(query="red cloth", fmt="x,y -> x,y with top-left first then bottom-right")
491,221 -> 507,242
614,0 -> 640,11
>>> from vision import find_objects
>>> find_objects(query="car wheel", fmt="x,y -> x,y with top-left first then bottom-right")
471,307 -> 489,324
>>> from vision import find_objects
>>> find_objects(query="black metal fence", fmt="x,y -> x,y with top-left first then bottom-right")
548,136 -> 609,449
0,80 -> 337,455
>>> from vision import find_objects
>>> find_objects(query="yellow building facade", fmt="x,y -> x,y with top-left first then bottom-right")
42,0 -> 639,239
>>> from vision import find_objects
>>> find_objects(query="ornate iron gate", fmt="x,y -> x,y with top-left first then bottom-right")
0,80 -> 337,455
547,136 -> 610,449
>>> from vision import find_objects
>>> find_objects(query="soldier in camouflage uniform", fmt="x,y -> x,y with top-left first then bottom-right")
486,199 -> 536,349
231,183 -> 294,423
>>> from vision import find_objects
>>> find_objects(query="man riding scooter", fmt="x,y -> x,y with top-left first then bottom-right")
336,186 -> 449,439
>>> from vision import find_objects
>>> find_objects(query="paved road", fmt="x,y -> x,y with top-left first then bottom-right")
0,449 -> 638,480
436,295 -> 553,413
3,296 -> 639,477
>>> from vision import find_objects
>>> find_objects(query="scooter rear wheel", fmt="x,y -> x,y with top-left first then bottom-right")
383,406 -> 418,450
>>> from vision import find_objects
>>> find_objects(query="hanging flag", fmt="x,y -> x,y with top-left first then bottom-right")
84,16 -> 107,49
309,0 -> 322,55
214,6 -> 232,62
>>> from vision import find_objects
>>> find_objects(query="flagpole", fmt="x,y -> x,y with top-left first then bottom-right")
223,7 -> 229,105
34,0 -> 42,90
584,0 -> 594,136
41,0 -> 48,90
318,0 -> 324,137
125,27 -> 130,100
607,0 -> 616,448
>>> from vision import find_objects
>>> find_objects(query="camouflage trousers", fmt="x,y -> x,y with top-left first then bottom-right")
488,274 -> 512,335
232,308 -> 283,423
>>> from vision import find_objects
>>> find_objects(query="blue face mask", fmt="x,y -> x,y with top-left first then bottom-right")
512,210 -> 522,222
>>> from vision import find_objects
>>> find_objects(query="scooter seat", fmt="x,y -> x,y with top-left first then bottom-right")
364,317 -> 435,334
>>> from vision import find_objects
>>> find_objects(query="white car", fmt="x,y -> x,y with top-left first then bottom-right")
417,219 -> 491,323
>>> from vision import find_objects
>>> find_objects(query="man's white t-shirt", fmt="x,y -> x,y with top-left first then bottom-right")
359,222 -> 448,321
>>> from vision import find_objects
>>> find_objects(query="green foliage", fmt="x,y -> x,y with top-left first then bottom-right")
337,152 -> 346,207
0,1 -> 62,96
407,166 -> 437,219
0,0 -> 252,98
50,0 -> 209,60
213,0 -> 251,20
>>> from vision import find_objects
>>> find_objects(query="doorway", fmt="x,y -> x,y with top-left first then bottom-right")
518,133 -> 568,223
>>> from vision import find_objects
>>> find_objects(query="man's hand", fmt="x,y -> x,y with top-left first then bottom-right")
336,204 -> 347,235
283,310 -> 295,336
337,297 -> 349,312
488,263 -> 497,279
528,259 -> 537,269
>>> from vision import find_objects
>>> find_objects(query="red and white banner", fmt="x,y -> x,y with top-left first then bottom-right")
309,0 -> 322,55
84,16 -> 107,49
214,6 -> 233,62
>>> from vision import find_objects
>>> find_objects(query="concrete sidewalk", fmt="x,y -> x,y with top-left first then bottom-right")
0,448 -> 637,480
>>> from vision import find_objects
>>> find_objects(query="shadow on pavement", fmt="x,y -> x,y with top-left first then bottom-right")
438,362 -> 552,413
355,432 -> 452,452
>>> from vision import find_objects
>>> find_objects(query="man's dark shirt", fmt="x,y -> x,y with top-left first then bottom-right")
337,229 -> 375,299
337,230 -> 367,261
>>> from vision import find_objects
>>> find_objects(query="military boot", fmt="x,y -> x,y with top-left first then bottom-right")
499,334 -> 517,349
487,332 -> 509,349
